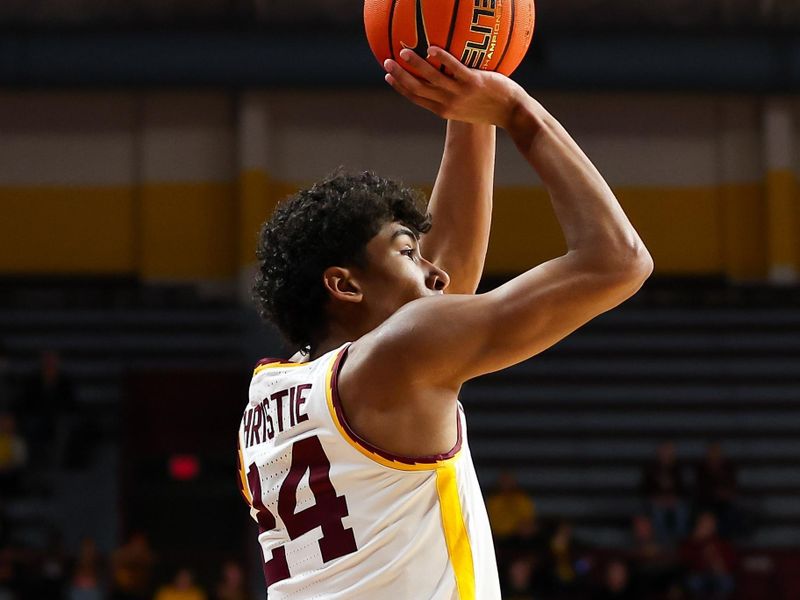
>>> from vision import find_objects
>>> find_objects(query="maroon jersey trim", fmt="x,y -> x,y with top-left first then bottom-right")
255,357 -> 286,368
329,344 -> 463,466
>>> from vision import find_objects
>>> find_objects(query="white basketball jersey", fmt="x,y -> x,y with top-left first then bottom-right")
236,343 -> 500,600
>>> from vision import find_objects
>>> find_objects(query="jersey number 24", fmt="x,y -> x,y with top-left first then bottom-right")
246,435 -> 358,586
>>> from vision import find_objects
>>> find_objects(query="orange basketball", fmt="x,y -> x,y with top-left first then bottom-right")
364,0 -> 535,77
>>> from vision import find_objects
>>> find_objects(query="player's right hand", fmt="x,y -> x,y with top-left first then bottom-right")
384,46 -> 526,129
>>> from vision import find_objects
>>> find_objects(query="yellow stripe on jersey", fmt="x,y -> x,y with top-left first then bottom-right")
323,349 -> 460,472
253,361 -> 310,376
436,465 -> 476,600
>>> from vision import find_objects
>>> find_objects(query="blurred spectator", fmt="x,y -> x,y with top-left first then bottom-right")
503,557 -> 537,600
640,442 -> 688,544
545,520 -> 592,596
498,516 -> 547,597
20,350 -> 76,467
680,512 -> 736,599
214,561 -> 249,600
0,413 -> 27,494
592,559 -> 635,600
693,442 -> 737,537
629,514 -> 681,597
502,516 -> 547,563
110,533 -> 154,600
68,537 -> 105,600
154,568 -> 206,600
487,471 -> 537,541
488,472 -> 540,593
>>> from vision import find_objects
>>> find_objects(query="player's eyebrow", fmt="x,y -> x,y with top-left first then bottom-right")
391,227 -> 420,243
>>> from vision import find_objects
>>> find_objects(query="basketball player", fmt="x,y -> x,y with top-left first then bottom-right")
237,47 -> 653,599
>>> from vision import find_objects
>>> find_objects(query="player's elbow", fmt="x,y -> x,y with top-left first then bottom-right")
628,244 -> 654,282
613,243 -> 654,295
587,242 -> 653,299
576,239 -> 653,284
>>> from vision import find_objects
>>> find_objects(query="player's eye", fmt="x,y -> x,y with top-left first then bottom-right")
401,248 -> 417,260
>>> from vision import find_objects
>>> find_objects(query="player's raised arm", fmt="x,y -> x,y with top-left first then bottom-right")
353,48 -> 653,388
422,118 -> 495,295
398,49 -> 496,295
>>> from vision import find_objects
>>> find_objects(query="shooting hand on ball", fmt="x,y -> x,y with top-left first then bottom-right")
384,46 -> 524,129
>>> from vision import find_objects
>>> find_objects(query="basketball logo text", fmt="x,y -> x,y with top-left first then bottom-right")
461,0 -> 503,69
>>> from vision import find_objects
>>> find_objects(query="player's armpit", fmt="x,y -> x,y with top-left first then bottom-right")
346,250 -> 651,396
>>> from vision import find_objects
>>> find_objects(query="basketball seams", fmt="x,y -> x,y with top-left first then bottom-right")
495,0 -> 516,74
444,0 -> 462,57
388,0 -> 399,60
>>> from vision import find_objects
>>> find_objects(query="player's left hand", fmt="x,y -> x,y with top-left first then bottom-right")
383,47 -> 524,129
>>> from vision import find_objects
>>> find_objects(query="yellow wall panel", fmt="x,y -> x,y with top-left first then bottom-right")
617,187 -> 723,273
139,182 -> 236,280
484,186 -> 727,275
0,181 -> 772,280
719,183 -> 767,280
485,188 -> 565,272
238,170 -> 273,266
0,186 -> 135,273
765,170 -> 799,273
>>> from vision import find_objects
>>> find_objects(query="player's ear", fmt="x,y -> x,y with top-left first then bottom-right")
323,266 -> 363,304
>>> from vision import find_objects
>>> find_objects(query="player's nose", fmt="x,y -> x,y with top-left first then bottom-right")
425,263 -> 450,292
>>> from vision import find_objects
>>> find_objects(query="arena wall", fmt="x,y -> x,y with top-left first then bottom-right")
1,90 -> 798,283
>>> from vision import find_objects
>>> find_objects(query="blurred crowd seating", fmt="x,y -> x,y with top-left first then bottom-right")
1,276 -> 799,599
0,278 -> 249,600
468,277 -> 800,599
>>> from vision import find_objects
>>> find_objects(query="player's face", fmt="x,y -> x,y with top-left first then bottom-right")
356,221 -> 449,319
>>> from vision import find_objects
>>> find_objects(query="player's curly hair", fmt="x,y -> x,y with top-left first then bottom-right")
254,169 -> 432,351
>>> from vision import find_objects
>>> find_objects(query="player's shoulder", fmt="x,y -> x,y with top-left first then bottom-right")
344,295 -> 467,379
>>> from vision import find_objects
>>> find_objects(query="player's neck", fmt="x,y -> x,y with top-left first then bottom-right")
309,327 -> 358,361
309,338 -> 349,361
310,312 -> 379,360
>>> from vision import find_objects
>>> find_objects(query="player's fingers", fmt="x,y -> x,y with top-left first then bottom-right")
384,74 -> 446,117
427,47 -> 472,81
383,59 -> 444,102
408,95 -> 445,117
397,49 -> 459,93
384,72 -> 426,102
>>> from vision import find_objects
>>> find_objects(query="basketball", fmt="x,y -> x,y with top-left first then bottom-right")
364,0 -> 535,77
